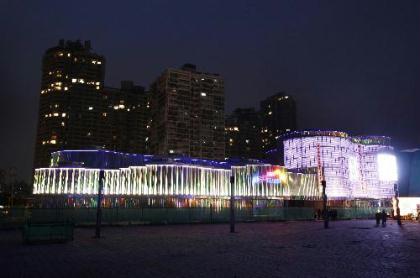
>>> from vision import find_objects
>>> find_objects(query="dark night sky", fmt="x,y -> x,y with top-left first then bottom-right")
1,0 -> 419,181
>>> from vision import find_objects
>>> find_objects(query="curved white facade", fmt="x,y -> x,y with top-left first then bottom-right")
283,132 -> 397,199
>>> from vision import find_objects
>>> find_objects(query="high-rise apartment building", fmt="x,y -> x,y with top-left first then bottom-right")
150,64 -> 225,160
104,81 -> 150,154
260,93 -> 297,153
225,108 -> 262,159
34,40 -> 107,168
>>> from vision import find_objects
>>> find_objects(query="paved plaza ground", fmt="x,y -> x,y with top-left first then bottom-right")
1,220 -> 419,278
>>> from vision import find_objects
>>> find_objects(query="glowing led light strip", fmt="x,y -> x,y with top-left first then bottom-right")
33,164 -> 319,198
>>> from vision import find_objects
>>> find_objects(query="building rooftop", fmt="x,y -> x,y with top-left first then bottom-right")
49,149 -> 264,170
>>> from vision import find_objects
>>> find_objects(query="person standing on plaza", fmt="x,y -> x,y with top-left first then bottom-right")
381,210 -> 387,227
375,211 -> 381,227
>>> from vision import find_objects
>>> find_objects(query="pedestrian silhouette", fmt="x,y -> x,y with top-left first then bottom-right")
381,210 -> 387,227
375,212 -> 380,227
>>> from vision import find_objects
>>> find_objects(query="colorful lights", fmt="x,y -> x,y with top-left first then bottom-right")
33,164 -> 320,199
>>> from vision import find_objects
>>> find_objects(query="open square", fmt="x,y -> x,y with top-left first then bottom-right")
1,220 -> 419,278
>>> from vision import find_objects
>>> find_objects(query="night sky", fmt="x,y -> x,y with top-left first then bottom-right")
1,0 -> 419,181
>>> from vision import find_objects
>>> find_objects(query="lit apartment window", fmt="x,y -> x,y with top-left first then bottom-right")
72,79 -> 77,83
102,112 -> 107,117
53,113 -> 59,117
62,113 -> 66,117
169,150 -> 174,154
88,106 -> 93,110
79,79 -> 85,84
200,92 -> 207,97
61,122 -> 65,127
97,61 -> 102,65
64,87 -> 68,91
245,139 -> 250,144
67,53 -> 71,57
268,111 -> 272,115
96,86 -> 100,90
50,139 -> 57,144
118,104 -> 125,109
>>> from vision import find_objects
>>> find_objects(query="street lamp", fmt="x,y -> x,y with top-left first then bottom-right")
394,183 -> 402,226
322,180 -> 329,229
95,169 -> 105,238
230,175 -> 235,233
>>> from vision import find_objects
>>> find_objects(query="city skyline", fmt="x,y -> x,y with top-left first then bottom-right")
1,1 -> 419,181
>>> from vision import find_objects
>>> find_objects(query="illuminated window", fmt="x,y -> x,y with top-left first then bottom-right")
79,79 -> 85,84
268,111 -> 272,115
50,139 -> 57,144
62,113 -> 66,117
245,139 -> 250,144
169,150 -> 174,154
72,79 -> 77,83
88,106 -> 93,111
61,122 -> 65,127
67,53 -> 71,57
97,61 -> 102,65
118,104 -> 125,109
102,112 -> 107,117
113,106 -> 119,110
53,113 -> 59,117
87,132 -> 91,136
64,87 -> 68,91
96,86 -> 100,90
200,92 -> 207,97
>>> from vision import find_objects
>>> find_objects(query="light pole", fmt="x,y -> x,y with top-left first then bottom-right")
95,169 -> 105,238
230,175 -> 235,233
394,183 -> 402,226
322,180 -> 329,229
